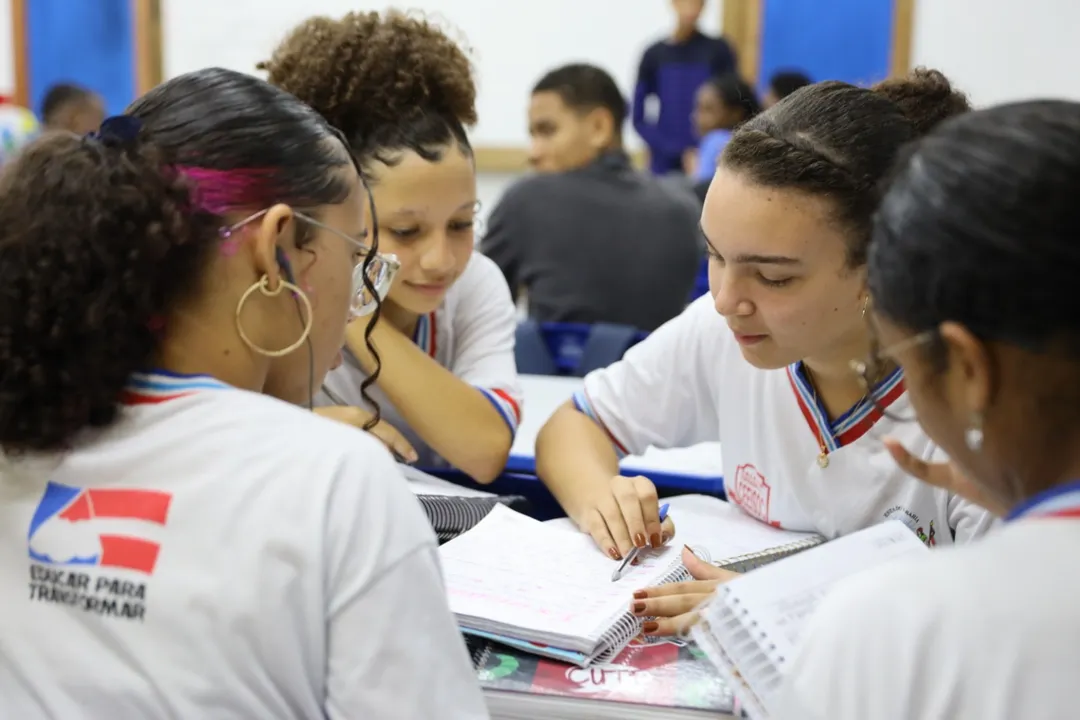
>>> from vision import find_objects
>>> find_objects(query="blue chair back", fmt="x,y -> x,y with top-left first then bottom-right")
515,321 -> 649,376
575,323 -> 640,377
514,319 -> 558,375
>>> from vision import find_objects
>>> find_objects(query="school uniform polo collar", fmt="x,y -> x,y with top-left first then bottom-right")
1006,479 -> 1080,521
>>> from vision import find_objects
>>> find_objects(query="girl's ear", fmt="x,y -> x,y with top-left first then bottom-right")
251,204 -> 295,290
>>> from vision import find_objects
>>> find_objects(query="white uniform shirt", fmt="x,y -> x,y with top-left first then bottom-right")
0,371 -> 488,720
776,517 -> 1080,720
319,252 -> 523,468
575,295 -> 995,544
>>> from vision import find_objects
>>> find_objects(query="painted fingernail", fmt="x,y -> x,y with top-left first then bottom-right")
650,533 -> 661,548
632,590 -> 647,599
642,621 -> 660,634
661,532 -> 672,543
608,547 -> 622,561
631,556 -> 641,566
632,601 -> 647,614
634,533 -> 647,548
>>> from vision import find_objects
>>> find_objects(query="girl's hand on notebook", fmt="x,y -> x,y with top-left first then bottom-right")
577,474 -> 676,561
314,406 -> 419,464
632,546 -> 739,637
884,437 -> 1006,516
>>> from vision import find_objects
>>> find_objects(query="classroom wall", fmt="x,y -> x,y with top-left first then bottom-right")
160,0 -> 722,151
911,0 -> 1080,107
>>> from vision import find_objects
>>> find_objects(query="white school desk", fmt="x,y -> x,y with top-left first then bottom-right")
509,374 -> 725,494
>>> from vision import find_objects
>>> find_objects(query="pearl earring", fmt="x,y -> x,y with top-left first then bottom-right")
965,413 -> 984,452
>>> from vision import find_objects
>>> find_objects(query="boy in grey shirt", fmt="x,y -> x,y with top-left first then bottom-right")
480,63 -> 702,332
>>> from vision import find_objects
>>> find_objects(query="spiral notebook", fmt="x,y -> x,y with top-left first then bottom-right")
690,521 -> 930,720
440,505 -> 690,667
399,464 -> 527,542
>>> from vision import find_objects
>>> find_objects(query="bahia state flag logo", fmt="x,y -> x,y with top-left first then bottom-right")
27,481 -> 172,621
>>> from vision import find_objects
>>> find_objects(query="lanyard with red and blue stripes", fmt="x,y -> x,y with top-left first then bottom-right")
1005,479 -> 1080,521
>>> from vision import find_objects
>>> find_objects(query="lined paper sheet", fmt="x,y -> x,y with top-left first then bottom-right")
441,505 -> 680,642
662,495 -> 820,561
720,520 -> 927,658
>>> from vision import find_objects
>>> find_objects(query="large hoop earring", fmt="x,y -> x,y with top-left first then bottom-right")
235,274 -> 313,357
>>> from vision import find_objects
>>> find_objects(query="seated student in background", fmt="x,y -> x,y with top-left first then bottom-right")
480,63 -> 701,332
40,82 -> 105,134
262,11 -> 521,483
762,70 -> 812,109
634,0 -> 737,175
536,69 -> 997,636
0,68 -> 486,719
688,73 -> 761,196
777,100 -> 1080,720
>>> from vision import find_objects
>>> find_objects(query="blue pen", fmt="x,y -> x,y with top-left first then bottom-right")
610,503 -> 670,582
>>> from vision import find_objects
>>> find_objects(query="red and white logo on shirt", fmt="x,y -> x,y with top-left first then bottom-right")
729,464 -> 772,523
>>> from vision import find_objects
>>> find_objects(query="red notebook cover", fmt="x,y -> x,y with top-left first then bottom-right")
472,635 -> 734,715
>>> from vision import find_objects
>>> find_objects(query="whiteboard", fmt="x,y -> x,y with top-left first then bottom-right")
161,0 -> 722,148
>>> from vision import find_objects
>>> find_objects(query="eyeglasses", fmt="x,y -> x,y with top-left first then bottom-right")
220,209 -> 400,319
849,330 -> 936,423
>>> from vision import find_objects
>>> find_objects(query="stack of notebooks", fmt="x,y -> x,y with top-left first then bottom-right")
440,496 -> 828,719
399,464 -> 527,542
691,520 -> 929,719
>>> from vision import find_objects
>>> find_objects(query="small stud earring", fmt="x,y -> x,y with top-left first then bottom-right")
965,412 -> 984,452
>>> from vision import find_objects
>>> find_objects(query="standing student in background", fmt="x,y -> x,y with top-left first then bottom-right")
0,67 -> 486,719
688,74 -> 761,184
262,12 -> 521,483
634,0 -> 737,176
536,70 -> 997,636
777,100 -> 1080,720
480,63 -> 701,332
40,82 -> 105,135
762,70 -> 813,109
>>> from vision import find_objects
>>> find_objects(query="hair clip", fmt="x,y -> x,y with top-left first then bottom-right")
87,115 -> 142,148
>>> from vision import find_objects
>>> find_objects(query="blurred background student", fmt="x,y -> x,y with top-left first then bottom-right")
763,70 -> 813,109
687,73 -> 762,198
40,82 -> 105,135
481,63 -> 701,332
633,0 -> 736,176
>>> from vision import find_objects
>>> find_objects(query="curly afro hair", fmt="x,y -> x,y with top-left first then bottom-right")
260,11 -> 477,170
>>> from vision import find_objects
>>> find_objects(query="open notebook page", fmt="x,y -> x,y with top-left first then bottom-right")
398,463 -> 496,498
662,495 -> 820,561
719,520 -> 927,659
545,494 -> 819,562
441,505 -> 681,643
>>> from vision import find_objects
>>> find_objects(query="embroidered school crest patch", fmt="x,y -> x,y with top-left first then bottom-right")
729,464 -> 772,523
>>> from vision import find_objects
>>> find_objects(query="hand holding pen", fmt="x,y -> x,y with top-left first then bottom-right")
577,474 -> 676,561
611,503 -> 670,581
